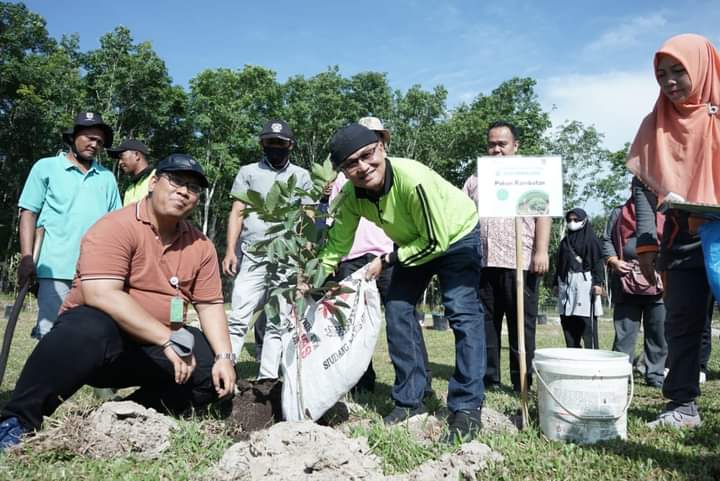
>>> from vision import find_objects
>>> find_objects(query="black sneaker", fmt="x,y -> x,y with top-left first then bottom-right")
441,408 -> 482,444
382,405 -> 427,425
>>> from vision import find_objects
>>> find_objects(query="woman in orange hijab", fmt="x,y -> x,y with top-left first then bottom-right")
630,33 -> 719,429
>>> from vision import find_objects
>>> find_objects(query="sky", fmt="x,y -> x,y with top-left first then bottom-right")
20,0 -> 720,152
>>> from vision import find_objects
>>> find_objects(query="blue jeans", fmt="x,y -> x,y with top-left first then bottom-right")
385,227 -> 485,412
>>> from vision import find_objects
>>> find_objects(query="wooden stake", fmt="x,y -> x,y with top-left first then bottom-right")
515,217 -> 529,428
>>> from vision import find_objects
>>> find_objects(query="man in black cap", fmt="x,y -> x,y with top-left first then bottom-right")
17,111 -> 121,339
108,139 -> 154,206
222,119 -> 312,379
0,154 -> 236,450
318,123 -> 486,444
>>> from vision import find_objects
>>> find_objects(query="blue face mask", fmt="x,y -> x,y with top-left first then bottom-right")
263,146 -> 290,168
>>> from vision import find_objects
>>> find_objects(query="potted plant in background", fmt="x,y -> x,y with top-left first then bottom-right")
426,276 -> 448,330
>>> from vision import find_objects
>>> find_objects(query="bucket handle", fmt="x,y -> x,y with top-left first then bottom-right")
533,362 -> 634,422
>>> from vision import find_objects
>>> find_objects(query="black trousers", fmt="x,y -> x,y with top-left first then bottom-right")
561,315 -> 599,349
333,253 -> 432,394
479,267 -> 539,390
663,268 -> 712,404
2,306 -> 218,430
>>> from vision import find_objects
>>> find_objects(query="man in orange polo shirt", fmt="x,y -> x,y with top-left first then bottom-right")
0,154 -> 236,450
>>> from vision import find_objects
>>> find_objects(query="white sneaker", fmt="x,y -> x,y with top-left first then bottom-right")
648,409 -> 701,430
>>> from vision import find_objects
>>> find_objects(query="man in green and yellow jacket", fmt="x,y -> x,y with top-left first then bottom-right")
108,139 -> 155,206
319,123 -> 486,444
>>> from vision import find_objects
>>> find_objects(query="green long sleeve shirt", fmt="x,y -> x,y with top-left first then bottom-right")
319,157 -> 479,274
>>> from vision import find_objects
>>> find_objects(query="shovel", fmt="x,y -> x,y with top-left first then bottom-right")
0,228 -> 44,387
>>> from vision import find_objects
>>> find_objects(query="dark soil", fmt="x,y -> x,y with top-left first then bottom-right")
225,379 -> 283,436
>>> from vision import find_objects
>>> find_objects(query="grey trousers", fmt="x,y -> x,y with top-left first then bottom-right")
228,256 -> 287,378
32,279 -> 72,339
611,301 -> 667,384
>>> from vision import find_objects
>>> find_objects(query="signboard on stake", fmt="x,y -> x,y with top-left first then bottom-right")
475,155 -> 563,218
473,155 -> 563,429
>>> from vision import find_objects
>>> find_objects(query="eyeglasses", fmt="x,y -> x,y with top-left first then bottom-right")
160,173 -> 203,195
341,144 -> 378,175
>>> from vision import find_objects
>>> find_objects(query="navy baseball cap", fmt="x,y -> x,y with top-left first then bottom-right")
156,154 -> 209,188
107,139 -> 149,159
259,119 -> 295,143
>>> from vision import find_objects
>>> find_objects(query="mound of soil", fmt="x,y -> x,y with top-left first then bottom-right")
388,441 -> 503,481
208,420 -> 502,481
208,421 -> 384,481
25,401 -> 177,459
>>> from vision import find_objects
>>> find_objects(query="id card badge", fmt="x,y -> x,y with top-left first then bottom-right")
170,296 -> 184,325
169,276 -> 184,326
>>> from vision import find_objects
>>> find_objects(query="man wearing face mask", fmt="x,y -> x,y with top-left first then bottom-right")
222,119 -> 312,378
17,112 -> 122,340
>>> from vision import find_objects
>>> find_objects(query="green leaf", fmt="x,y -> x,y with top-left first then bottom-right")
265,182 -> 282,211
264,223 -> 286,236
264,298 -> 279,325
334,308 -> 347,327
334,300 -> 350,309
287,173 -> 297,193
249,308 -> 265,326
336,286 -> 356,295
312,265 -> 327,289
295,296 -> 307,319
275,239 -> 286,258
245,189 -> 264,207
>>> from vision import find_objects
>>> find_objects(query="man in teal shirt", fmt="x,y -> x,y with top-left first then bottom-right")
319,123 -> 486,444
17,112 -> 121,339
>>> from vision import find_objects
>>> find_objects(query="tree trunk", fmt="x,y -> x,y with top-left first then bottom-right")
202,179 -> 216,236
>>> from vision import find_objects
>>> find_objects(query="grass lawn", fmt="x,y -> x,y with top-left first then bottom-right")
0,300 -> 719,480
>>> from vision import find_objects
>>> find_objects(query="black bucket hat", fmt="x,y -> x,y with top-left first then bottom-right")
62,111 -> 114,147
156,153 -> 209,188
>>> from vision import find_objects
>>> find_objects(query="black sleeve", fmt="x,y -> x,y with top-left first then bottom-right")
602,207 -> 621,260
591,254 -> 605,287
632,176 -> 658,249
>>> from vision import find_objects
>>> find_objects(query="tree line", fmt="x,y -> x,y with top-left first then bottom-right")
0,2 -> 632,293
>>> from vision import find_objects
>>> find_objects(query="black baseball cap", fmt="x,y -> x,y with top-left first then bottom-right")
259,119 -> 295,143
107,139 -> 149,159
62,111 -> 114,147
156,153 -> 209,188
329,123 -> 379,169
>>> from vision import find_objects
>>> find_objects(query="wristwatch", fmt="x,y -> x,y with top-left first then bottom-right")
214,352 -> 237,364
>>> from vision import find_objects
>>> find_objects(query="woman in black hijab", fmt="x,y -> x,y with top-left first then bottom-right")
555,208 -> 605,348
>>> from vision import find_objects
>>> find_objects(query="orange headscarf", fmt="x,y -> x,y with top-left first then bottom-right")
626,33 -> 720,204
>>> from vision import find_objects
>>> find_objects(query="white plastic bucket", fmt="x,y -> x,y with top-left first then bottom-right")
532,348 -> 633,444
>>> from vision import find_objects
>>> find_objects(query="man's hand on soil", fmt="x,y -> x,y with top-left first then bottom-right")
212,358 -> 236,398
